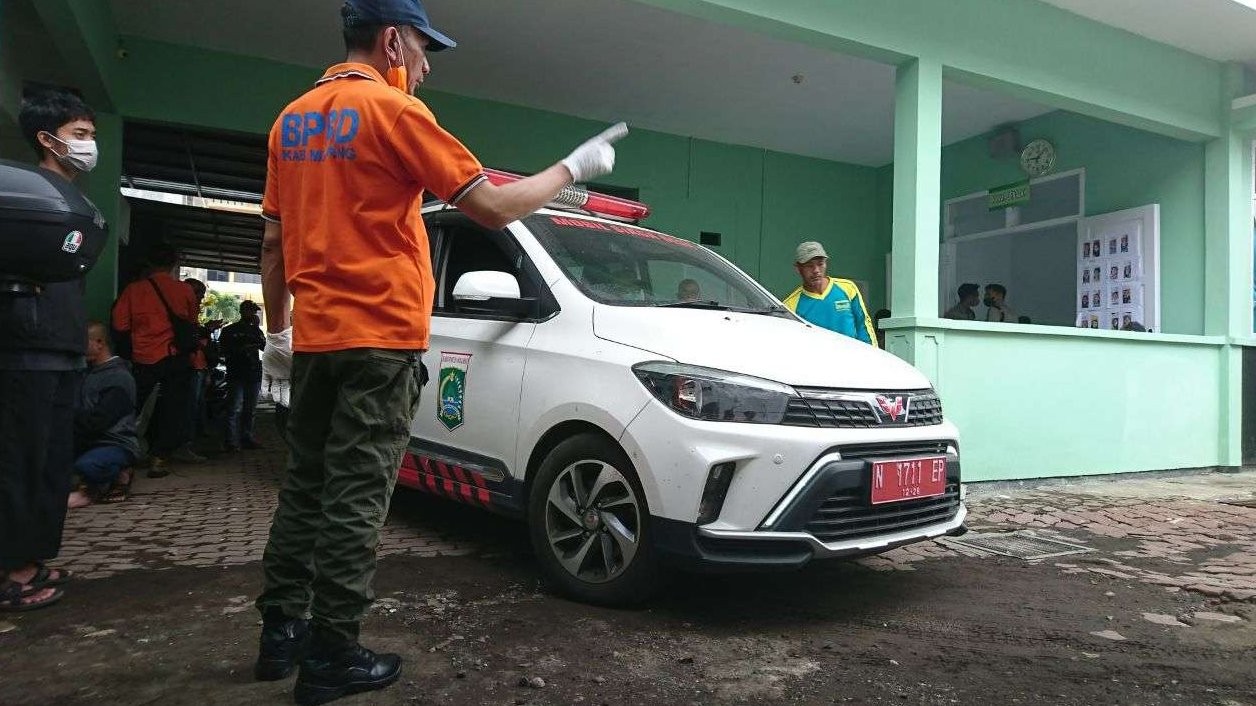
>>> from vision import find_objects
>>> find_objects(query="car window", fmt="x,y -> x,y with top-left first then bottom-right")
433,219 -> 541,314
525,214 -> 780,312
643,259 -> 757,308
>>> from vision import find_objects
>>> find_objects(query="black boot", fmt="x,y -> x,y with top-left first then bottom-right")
254,609 -> 311,681
293,637 -> 403,706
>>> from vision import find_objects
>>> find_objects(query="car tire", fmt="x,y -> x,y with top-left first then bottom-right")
527,433 -> 660,606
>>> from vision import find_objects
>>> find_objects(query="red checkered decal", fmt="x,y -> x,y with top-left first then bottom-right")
398,451 -> 492,507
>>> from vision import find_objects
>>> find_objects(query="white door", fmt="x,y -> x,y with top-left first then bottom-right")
1079,205 -> 1160,332
411,216 -> 546,487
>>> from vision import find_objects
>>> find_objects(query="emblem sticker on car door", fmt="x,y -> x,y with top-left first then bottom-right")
437,351 -> 472,431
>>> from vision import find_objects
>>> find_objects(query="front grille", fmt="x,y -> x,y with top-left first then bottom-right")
784,389 -> 943,429
806,482 -> 961,544
840,440 -> 948,459
784,397 -> 879,427
803,440 -> 959,543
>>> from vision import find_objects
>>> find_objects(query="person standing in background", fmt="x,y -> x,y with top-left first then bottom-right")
219,300 -> 265,452
782,241 -> 877,346
111,246 -> 204,476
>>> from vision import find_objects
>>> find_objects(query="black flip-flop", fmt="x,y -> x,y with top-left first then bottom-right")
0,580 -> 64,613
29,564 -> 72,589
99,472 -> 133,504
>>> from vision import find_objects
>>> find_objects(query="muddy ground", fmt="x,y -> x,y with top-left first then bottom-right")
2,490 -> 1253,706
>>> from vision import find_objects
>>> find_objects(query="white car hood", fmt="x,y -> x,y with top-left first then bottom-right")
593,306 -> 932,390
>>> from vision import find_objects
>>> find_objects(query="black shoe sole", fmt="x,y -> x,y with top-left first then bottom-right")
254,658 -> 296,682
293,668 -> 402,706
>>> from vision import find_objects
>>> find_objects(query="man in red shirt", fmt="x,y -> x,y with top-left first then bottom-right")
111,246 -> 204,475
254,1 -> 626,702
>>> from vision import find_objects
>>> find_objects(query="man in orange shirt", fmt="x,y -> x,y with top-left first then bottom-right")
253,1 -> 627,702
111,246 -> 204,475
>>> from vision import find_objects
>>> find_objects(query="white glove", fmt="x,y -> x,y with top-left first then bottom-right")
560,122 -> 628,183
262,375 -> 291,408
261,327 -> 293,381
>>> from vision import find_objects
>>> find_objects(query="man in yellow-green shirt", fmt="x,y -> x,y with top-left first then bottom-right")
781,241 -> 877,346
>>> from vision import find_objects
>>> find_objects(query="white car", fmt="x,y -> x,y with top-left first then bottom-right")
399,176 -> 966,605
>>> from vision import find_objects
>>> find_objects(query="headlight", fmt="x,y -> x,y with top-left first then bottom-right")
632,362 -> 795,423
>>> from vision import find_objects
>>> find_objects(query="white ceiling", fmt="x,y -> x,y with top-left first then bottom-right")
1039,0 -> 1256,65
110,0 -> 1056,166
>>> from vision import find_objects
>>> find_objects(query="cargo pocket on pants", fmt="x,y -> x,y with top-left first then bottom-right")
366,350 -> 421,471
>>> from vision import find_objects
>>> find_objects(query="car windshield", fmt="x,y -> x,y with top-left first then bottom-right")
525,214 -> 787,314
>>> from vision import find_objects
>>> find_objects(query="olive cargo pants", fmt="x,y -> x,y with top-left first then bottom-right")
256,348 -> 422,642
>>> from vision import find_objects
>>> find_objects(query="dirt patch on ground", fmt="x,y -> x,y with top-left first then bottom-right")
2,514 -> 1253,706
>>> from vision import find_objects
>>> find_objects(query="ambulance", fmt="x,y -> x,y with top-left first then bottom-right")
400,170 -> 967,604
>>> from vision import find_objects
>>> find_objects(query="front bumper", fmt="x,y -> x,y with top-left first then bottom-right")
650,447 -> 967,571
619,395 -> 964,530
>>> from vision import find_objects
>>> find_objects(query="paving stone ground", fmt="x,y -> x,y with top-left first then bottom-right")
59,435 -> 476,581
12,427 -> 1256,706
59,425 -> 1256,610
873,472 -> 1256,606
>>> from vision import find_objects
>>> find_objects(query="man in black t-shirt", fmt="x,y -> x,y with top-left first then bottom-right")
219,300 -> 266,451
1,90 -> 103,612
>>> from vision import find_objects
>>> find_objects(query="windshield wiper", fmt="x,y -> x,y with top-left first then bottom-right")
730,304 -> 792,316
654,300 -> 733,310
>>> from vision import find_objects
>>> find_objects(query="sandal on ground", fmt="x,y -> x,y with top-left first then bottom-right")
0,580 -> 64,613
29,564 -> 72,589
98,483 -> 130,504
99,471 -> 133,504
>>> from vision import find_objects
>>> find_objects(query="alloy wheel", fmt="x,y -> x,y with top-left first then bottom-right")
544,459 -> 641,583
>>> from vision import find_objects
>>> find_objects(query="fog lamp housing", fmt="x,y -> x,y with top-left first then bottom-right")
697,462 -> 736,525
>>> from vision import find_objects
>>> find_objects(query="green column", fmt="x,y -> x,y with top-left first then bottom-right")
889,57 -> 943,320
1203,63 -> 1254,468
1204,65 -> 1253,338
886,58 -> 944,380
25,0 -> 124,320
80,111 -> 123,321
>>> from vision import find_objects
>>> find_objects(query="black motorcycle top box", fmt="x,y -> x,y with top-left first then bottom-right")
0,158 -> 109,293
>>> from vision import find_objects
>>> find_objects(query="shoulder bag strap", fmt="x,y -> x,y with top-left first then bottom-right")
147,278 -> 181,325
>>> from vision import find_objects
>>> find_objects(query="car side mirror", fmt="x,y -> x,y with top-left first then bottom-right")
452,271 -> 537,318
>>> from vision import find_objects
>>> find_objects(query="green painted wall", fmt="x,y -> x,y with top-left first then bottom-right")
940,110 -> 1207,335
107,36 -> 890,310
113,38 -> 309,135
886,322 -> 1227,480
759,151 -> 883,303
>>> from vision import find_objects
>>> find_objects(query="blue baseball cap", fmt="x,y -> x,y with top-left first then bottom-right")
342,0 -> 456,52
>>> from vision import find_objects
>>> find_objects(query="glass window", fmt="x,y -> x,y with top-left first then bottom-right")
525,214 -> 787,317
233,272 -> 262,284
434,220 -> 547,316
206,269 -> 229,282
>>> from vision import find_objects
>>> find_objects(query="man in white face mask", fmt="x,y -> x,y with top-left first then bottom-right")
0,89 -> 101,614
36,110 -> 98,177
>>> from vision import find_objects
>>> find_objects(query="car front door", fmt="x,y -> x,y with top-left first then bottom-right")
406,213 -> 555,513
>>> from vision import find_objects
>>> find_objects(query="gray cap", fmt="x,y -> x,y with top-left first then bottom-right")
795,241 -> 828,264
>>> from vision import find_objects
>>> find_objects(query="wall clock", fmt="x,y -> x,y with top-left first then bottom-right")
1020,138 -> 1056,177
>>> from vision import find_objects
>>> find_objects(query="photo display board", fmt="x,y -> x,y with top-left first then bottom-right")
1075,227 -> 1143,331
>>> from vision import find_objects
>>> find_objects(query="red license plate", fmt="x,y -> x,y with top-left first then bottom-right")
870,457 -> 948,504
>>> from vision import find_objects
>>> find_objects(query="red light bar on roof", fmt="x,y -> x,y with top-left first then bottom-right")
484,168 -> 650,222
